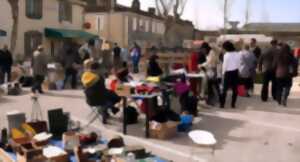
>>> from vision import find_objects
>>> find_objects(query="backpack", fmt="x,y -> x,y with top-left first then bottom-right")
124,106 -> 139,124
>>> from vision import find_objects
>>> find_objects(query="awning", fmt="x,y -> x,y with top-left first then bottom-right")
0,29 -> 7,37
45,28 -> 98,39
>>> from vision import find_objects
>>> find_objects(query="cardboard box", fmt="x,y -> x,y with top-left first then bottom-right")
17,143 -> 44,162
115,85 -> 131,97
150,121 -> 179,140
62,132 -> 80,152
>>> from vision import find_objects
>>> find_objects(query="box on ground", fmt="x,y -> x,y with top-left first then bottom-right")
150,121 -> 179,139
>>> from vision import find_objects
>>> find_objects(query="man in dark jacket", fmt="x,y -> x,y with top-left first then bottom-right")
0,45 -> 13,83
258,39 -> 279,102
147,55 -> 163,77
62,47 -> 81,89
250,38 -> 262,59
113,43 -> 122,70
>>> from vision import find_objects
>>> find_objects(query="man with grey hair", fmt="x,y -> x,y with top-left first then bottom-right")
32,45 -> 47,94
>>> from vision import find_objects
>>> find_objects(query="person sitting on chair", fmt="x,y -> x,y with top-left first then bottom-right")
82,62 -> 121,124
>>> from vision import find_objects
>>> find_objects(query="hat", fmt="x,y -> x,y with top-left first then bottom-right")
37,45 -> 44,50
81,72 -> 99,88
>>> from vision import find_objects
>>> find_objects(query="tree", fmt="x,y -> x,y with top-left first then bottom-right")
215,0 -> 235,33
7,0 -> 19,52
155,0 -> 188,45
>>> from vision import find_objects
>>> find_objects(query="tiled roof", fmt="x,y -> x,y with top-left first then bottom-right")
243,23 -> 300,32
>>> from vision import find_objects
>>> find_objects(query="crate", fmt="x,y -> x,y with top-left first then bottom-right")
150,121 -> 179,140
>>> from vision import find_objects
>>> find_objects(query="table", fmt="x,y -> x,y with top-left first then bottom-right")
122,93 -> 160,138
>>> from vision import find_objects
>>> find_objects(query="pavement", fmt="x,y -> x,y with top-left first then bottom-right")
1,77 -> 300,162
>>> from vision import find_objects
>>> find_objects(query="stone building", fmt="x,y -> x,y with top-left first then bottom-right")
0,0 -> 96,60
84,0 -> 195,49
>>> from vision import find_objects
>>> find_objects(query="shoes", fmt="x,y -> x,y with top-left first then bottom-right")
111,107 -> 120,115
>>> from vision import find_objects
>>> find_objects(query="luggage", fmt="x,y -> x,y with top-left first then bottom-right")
237,85 -> 247,97
124,106 -> 139,124
48,109 -> 69,139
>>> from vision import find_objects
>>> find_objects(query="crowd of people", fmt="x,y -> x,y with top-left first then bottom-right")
0,38 -> 299,121
184,38 -> 299,108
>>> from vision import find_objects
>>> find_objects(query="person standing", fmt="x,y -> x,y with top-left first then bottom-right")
113,43 -> 122,70
199,44 -> 221,106
258,40 -> 279,102
239,44 -> 257,96
273,44 -> 297,106
250,38 -> 262,59
220,41 -> 241,108
62,47 -> 80,89
131,42 -> 141,74
32,45 -> 48,94
147,54 -> 163,77
0,45 -> 13,83
121,47 -> 129,66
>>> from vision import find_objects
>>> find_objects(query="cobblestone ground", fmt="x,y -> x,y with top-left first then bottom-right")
1,77 -> 300,162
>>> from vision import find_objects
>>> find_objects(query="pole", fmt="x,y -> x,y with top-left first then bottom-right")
224,0 -> 228,34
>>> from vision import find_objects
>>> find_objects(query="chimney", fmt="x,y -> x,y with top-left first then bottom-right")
148,7 -> 156,15
229,21 -> 239,30
132,0 -> 140,11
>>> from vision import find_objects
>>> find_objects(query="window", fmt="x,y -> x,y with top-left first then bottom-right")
24,31 -> 43,58
26,0 -> 43,19
152,21 -> 156,33
139,19 -> 144,31
132,17 -> 137,31
95,15 -> 105,32
59,0 -> 72,22
145,20 -> 149,32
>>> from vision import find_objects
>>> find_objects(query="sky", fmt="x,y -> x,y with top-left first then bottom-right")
117,0 -> 300,30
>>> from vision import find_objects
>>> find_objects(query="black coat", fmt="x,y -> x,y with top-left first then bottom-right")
0,50 -> 13,70
147,59 -> 163,77
84,77 -> 121,107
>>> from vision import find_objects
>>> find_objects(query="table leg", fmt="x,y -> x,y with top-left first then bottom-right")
123,97 -> 127,135
145,99 -> 150,138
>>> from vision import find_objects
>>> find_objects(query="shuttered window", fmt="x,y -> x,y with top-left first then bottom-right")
26,0 -> 43,19
24,31 -> 43,58
59,0 -> 73,23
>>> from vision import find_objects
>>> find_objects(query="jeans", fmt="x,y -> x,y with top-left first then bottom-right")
276,77 -> 292,106
0,68 -> 11,84
220,70 -> 239,108
32,75 -> 45,93
64,68 -> 78,89
261,71 -> 276,101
